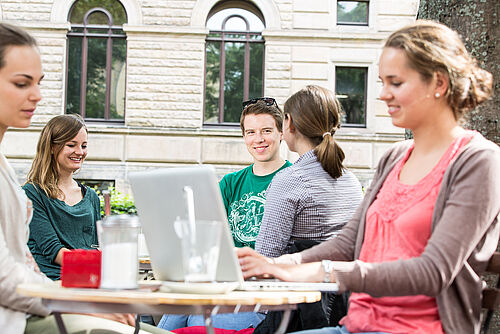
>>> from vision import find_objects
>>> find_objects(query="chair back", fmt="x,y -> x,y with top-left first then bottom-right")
482,251 -> 500,333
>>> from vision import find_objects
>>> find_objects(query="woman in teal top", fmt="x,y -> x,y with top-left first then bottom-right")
23,114 -> 100,280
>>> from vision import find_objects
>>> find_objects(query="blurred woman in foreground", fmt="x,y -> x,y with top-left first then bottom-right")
237,20 -> 500,334
0,22 -> 168,334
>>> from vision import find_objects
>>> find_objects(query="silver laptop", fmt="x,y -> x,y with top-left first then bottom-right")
128,165 -> 338,292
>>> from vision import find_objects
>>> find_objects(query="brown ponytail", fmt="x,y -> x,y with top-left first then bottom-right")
284,85 -> 345,179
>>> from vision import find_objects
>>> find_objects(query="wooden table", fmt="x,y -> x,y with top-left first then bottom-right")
17,282 -> 322,334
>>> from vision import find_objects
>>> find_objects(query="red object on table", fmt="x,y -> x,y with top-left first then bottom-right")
61,249 -> 101,288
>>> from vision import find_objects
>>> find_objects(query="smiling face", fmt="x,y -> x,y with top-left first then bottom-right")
0,45 -> 43,133
243,113 -> 283,163
378,47 -> 438,130
55,127 -> 88,174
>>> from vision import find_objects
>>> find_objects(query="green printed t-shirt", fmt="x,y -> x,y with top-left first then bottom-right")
219,161 -> 292,249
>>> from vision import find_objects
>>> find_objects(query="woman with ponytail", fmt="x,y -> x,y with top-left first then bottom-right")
255,85 -> 363,257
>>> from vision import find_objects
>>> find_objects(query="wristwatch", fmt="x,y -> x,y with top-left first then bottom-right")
321,260 -> 334,283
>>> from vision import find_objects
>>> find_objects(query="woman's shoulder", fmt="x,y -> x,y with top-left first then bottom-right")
85,186 -> 100,200
465,132 -> 500,155
452,132 -> 500,170
22,182 -> 44,198
375,140 -> 413,169
273,161 -> 299,181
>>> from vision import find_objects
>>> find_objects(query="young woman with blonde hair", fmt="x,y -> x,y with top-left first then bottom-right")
23,114 -> 101,280
255,85 -> 363,257
238,20 -> 500,334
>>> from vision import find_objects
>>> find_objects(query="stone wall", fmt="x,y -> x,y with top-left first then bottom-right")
0,0 -> 419,192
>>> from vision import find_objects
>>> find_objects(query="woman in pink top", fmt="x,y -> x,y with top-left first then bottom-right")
236,21 -> 500,334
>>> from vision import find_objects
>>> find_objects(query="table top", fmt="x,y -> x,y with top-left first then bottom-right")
17,282 -> 322,307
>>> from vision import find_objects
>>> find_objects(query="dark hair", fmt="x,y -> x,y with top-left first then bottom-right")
240,99 -> 284,135
384,20 -> 492,120
0,23 -> 38,69
26,114 -> 87,199
284,85 -> 345,179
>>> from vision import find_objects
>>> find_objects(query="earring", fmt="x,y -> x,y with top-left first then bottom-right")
435,92 -> 441,98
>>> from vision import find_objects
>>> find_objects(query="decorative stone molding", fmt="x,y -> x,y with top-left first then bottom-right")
191,0 -> 280,30
50,0 -> 142,25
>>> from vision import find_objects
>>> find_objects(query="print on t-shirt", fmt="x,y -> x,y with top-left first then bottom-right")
228,190 -> 266,248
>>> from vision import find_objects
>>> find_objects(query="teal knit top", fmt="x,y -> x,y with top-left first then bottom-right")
23,183 -> 101,280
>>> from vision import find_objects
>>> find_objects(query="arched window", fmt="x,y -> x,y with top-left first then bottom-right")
204,4 -> 265,125
66,0 -> 127,122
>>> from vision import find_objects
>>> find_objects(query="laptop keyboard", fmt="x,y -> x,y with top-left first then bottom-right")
239,280 -> 339,292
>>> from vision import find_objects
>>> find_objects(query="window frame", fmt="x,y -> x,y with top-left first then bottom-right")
335,66 -> 368,128
336,0 -> 370,26
203,10 -> 265,127
65,5 -> 127,124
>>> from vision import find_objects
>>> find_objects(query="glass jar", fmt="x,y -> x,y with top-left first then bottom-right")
97,215 -> 140,289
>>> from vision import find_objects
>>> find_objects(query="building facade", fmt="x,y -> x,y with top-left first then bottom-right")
0,0 -> 418,192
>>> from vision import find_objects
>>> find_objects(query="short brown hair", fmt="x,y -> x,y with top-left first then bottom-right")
385,20 -> 492,120
240,100 -> 284,135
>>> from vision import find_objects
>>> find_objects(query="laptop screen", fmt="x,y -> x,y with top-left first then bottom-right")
129,165 -> 244,283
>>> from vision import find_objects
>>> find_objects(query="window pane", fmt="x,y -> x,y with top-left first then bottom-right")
85,37 -> 107,119
204,5 -> 265,125
225,33 -> 249,40
66,37 -> 82,115
110,38 -> 126,119
88,11 -> 110,25
86,27 -> 112,35
223,42 -> 245,123
204,41 -> 221,124
224,16 -> 248,31
70,0 -> 127,25
249,43 -> 264,100
336,67 -> 367,126
207,8 -> 264,31
337,1 -> 368,24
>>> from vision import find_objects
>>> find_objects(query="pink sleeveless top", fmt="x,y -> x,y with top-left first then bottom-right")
342,132 -> 474,334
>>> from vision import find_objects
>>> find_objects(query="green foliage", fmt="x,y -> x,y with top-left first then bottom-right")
70,0 -> 127,24
337,1 -> 368,24
95,186 -> 136,216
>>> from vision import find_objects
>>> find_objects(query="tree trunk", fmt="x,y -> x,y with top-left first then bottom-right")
418,0 -> 500,145
418,2 -> 500,332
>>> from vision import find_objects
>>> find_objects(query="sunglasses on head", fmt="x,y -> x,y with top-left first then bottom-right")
242,97 -> 277,108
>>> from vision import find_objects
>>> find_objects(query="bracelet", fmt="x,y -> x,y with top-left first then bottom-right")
321,260 -> 334,283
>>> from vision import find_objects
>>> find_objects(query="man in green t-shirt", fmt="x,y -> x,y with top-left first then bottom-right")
219,98 -> 291,249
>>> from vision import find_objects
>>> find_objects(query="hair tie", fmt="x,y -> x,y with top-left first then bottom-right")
322,132 -> 331,138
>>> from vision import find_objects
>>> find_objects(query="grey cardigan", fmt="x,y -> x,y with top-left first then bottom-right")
281,133 -> 500,334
